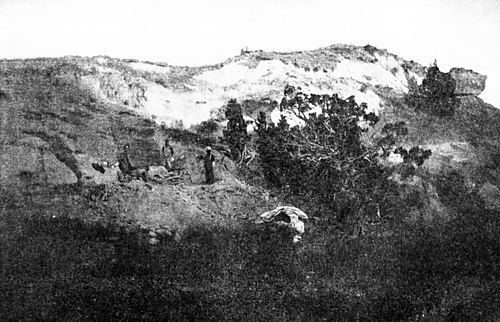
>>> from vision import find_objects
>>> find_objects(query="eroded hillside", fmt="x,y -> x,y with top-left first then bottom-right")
2,44 -> 500,321
0,58 -> 277,241
1,44 -> 497,197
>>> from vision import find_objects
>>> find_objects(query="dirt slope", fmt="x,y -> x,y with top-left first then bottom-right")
84,142 -> 274,236
0,58 -> 276,239
2,44 -> 500,225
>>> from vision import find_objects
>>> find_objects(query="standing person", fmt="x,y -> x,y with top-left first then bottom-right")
118,143 -> 135,175
204,146 -> 216,184
162,138 -> 175,170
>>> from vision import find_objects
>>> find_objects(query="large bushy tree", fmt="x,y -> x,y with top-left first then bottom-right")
256,85 -> 430,223
256,86 -> 380,222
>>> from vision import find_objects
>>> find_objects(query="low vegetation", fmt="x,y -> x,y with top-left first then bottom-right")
253,85 -> 431,225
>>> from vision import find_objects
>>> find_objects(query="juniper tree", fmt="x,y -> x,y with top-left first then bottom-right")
223,99 -> 250,160
406,64 -> 459,117
256,85 -> 430,223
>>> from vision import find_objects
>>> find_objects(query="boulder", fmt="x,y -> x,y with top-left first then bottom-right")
449,67 -> 486,96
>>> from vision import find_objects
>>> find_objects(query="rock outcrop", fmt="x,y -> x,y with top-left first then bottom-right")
449,67 -> 486,96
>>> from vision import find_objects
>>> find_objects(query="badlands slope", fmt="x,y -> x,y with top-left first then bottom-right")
78,44 -> 426,127
73,43 -> 496,178
1,43 -> 498,191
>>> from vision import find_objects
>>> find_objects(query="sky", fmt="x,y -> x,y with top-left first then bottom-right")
0,0 -> 499,106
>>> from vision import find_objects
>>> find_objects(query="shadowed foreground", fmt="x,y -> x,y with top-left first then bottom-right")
2,184 -> 500,321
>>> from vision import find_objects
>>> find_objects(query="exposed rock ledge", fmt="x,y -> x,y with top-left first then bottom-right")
449,67 -> 487,96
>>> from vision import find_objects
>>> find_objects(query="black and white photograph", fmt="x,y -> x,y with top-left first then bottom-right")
1,0 -> 499,320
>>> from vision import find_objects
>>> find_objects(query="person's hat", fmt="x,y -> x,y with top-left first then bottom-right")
205,146 -> 212,151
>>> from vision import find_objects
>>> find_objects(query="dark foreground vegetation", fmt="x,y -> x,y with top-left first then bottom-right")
1,171 -> 500,321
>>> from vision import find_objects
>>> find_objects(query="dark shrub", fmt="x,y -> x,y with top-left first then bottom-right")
406,64 -> 459,117
223,99 -> 250,160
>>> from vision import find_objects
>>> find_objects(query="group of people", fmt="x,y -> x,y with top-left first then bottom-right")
116,139 -> 217,185
114,140 -> 308,243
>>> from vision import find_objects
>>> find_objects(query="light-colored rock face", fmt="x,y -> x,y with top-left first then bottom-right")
449,67 -> 487,96
421,141 -> 479,172
71,46 -> 429,127
79,69 -> 147,109
129,62 -> 172,74
380,141 -> 480,177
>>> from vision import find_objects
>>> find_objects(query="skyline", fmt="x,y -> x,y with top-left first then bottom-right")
1,0 -> 499,106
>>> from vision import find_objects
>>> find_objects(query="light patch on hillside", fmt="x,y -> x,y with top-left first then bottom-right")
408,70 -> 424,86
196,59 -> 386,126
422,141 -> 478,172
142,83 -> 223,126
93,65 -> 118,74
79,76 -> 101,96
423,142 -> 476,162
79,55 -> 419,128
195,60 -> 290,86
374,54 -> 409,86
332,59 -> 408,93
94,56 -> 109,65
129,62 -> 171,74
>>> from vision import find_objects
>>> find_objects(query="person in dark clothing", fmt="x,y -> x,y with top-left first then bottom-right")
162,138 -> 175,170
91,162 -> 106,174
162,138 -> 175,156
117,144 -> 148,182
204,146 -> 215,184
118,144 -> 136,174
